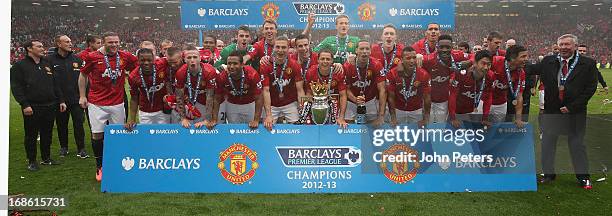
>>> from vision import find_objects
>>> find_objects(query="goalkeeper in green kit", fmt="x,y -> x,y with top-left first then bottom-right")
313,14 -> 360,64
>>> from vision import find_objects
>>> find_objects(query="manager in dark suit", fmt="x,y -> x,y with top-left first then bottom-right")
529,34 -> 598,189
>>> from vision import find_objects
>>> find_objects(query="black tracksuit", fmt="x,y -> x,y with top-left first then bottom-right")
48,51 -> 85,152
11,56 -> 64,163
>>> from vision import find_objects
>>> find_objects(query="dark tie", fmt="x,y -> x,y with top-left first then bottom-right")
559,60 -> 568,101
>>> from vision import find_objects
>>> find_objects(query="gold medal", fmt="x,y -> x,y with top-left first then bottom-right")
474,108 -> 478,113
512,100 -> 518,106
279,92 -> 284,98
558,86 -> 565,91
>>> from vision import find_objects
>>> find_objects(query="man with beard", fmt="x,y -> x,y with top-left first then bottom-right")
313,15 -> 360,63
343,40 -> 386,126
48,35 -> 88,158
261,36 -> 306,130
421,35 -> 470,123
411,22 -> 440,55
489,45 -> 527,127
125,48 -> 169,130
175,46 -> 218,128
448,50 -> 494,127
387,46 -> 431,127
212,51 -> 263,128
79,32 -> 138,181
303,49 -> 349,128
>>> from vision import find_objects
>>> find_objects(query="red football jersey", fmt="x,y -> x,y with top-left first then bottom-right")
386,67 -> 431,111
371,43 -> 404,73
80,50 -> 138,106
343,57 -> 386,102
448,70 -> 495,120
249,40 -> 274,60
422,50 -> 470,103
411,38 -> 437,55
175,63 -> 217,105
260,58 -> 303,107
128,65 -> 168,112
289,52 -> 318,78
215,66 -> 262,105
304,66 -> 347,95
491,56 -> 526,105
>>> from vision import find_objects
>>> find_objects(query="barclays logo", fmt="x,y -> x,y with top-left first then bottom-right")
276,146 -> 362,168
337,128 -> 368,134
270,128 -> 301,135
229,128 -> 260,135
122,157 -> 135,171
110,129 -> 139,135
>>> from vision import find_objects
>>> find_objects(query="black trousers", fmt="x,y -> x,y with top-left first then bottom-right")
541,113 -> 590,180
55,103 -> 85,151
23,104 -> 57,162
124,91 -> 129,121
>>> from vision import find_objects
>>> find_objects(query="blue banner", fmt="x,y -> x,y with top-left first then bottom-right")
180,0 -> 455,30
101,123 -> 536,193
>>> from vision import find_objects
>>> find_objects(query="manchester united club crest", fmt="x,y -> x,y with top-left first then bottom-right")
357,3 -> 376,21
393,57 -> 401,65
261,2 -> 280,21
379,144 -> 420,184
218,143 -> 258,184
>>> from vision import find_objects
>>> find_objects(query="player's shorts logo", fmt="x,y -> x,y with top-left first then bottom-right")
379,144 -> 420,184
218,143 -> 259,184
357,3 -> 376,21
261,2 -> 280,21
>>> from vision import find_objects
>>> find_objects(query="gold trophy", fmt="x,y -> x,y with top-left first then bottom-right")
310,82 -> 331,125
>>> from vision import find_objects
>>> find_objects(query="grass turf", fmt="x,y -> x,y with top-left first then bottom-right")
7,69 -> 612,215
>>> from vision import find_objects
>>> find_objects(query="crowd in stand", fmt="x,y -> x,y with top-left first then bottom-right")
10,5 -> 611,64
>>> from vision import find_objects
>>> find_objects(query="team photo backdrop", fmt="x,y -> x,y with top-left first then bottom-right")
180,0 -> 455,30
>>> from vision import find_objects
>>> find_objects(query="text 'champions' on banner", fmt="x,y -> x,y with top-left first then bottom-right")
180,0 -> 455,30
101,123 -> 536,193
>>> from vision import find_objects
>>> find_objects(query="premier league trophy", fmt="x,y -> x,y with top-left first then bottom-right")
296,82 -> 338,125
310,82 -> 331,124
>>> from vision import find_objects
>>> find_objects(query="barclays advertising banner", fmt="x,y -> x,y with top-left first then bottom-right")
101,123 -> 536,193
180,0 -> 455,30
